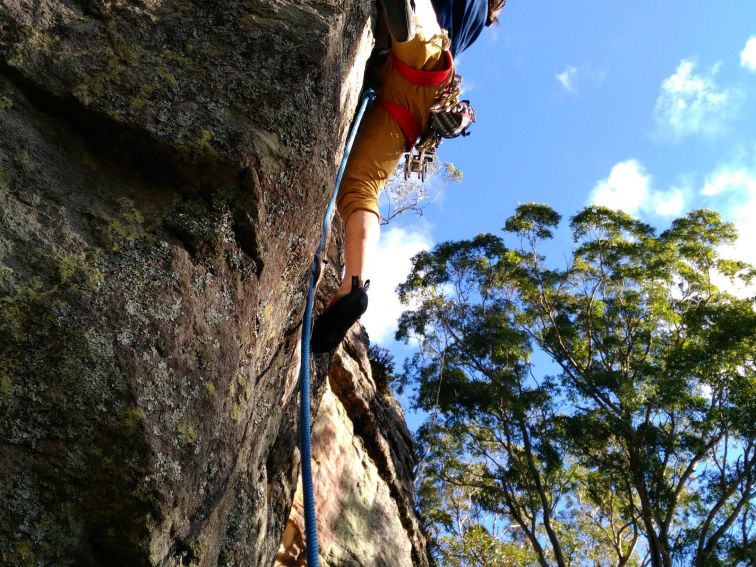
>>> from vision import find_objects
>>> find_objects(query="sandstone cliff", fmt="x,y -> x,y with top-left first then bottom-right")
276,326 -> 428,567
0,1 -> 427,565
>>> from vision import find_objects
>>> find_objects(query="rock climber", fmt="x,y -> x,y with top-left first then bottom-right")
311,0 -> 506,353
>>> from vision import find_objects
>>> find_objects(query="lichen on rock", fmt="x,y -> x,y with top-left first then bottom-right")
1,0 -> 428,565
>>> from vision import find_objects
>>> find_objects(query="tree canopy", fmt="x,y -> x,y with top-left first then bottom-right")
395,204 -> 755,567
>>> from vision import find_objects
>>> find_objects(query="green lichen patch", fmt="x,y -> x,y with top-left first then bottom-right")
156,67 -> 179,88
107,197 -> 160,251
0,96 -> 12,110
10,148 -> 33,173
204,381 -> 216,394
177,423 -> 198,445
0,270 -> 63,406
127,79 -> 158,111
0,226 -> 159,561
109,200 -> 145,242
0,248 -> 104,399
12,540 -> 35,566
57,251 -> 104,292
0,374 -> 12,396
187,130 -> 216,160
123,406 -> 146,430
230,403 -> 241,422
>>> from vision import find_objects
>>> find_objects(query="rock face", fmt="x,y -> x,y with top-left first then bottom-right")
276,328 -> 428,567
0,1 -> 427,565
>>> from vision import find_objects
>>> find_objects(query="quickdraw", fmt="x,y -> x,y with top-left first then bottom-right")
404,137 -> 438,181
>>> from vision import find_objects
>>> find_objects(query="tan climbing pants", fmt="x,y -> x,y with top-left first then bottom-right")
336,28 -> 450,223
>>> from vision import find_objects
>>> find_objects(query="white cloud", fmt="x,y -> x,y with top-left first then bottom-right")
650,187 -> 687,217
556,66 -> 578,94
460,80 -> 476,96
361,225 -> 433,344
653,59 -> 739,139
701,167 -> 756,197
588,159 -> 686,218
589,160 -> 650,214
740,36 -> 756,71
700,159 -> 756,269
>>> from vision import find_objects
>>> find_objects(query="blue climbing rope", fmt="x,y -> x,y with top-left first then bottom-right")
298,88 -> 376,566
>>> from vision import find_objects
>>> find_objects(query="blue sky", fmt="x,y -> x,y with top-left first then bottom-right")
361,1 -> 756,404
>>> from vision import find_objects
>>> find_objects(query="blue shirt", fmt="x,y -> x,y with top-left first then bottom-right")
430,0 -> 488,57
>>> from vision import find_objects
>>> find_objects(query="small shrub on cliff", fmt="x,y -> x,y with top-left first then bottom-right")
368,344 -> 397,393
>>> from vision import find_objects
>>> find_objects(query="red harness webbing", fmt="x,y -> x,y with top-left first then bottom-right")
379,50 -> 454,149
378,99 -> 421,149
390,50 -> 453,87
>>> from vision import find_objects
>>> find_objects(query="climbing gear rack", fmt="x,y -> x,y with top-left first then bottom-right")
402,70 -> 475,181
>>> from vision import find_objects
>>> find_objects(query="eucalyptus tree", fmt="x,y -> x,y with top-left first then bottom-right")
396,205 -> 755,567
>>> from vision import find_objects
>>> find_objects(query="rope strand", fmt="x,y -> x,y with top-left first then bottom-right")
298,89 -> 376,566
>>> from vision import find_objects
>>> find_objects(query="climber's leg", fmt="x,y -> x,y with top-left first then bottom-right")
310,105 -> 402,353
311,11 -> 449,352
336,102 -> 406,225
311,212 -> 379,353
336,210 -> 380,300
329,19 -> 447,295
331,101 -> 403,289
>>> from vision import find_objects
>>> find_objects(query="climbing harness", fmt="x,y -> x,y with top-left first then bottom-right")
298,88 -> 376,566
376,48 -> 476,181
378,50 -> 453,156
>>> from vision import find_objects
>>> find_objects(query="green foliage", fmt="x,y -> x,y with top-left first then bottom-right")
368,344 -> 396,393
399,204 -> 755,567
